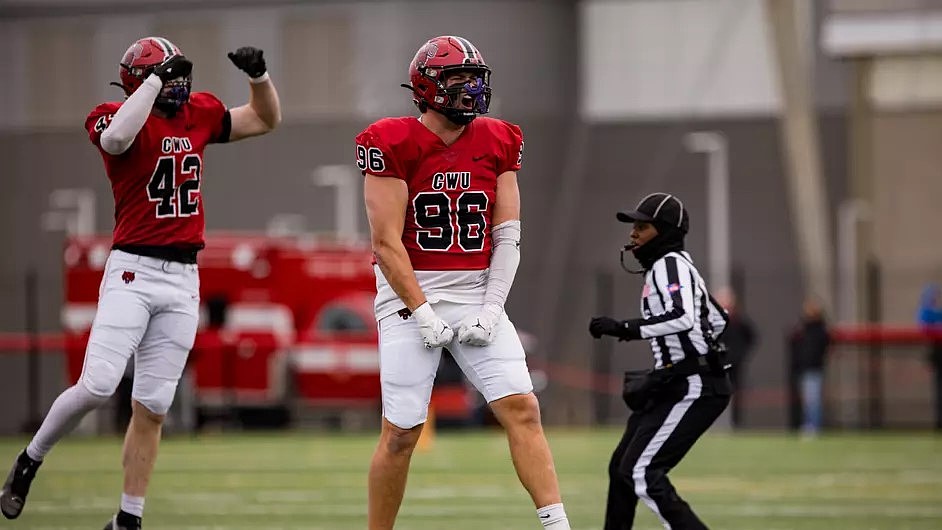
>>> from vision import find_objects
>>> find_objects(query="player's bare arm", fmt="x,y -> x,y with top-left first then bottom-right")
457,170 -> 523,346
364,174 -> 426,310
227,47 -> 282,141
492,170 -> 521,225
364,173 -> 454,349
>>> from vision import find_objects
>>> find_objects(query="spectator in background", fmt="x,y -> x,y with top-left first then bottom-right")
917,284 -> 942,430
789,297 -> 830,437
715,287 -> 756,428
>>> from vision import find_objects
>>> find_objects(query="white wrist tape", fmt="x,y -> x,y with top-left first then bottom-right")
249,71 -> 270,84
412,302 -> 436,325
484,220 -> 521,314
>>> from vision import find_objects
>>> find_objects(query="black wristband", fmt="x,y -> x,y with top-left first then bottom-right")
622,319 -> 643,341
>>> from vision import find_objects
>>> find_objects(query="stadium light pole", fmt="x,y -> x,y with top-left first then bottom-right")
837,199 -> 870,323
42,188 -> 96,236
685,131 -> 733,433
684,131 -> 731,292
41,188 -> 99,434
312,165 -> 360,241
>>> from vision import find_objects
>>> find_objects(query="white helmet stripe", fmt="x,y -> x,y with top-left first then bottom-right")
149,36 -> 175,59
158,37 -> 179,56
448,35 -> 473,62
455,36 -> 479,61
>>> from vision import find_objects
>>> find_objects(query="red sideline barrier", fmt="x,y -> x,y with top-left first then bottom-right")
0,332 -> 66,351
10,326 -> 934,348
5,326 -> 931,411
829,325 -> 942,344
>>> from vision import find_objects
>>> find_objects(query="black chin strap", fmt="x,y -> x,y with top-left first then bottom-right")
110,81 -> 131,97
442,109 -> 475,125
402,83 -> 476,125
154,100 -> 179,118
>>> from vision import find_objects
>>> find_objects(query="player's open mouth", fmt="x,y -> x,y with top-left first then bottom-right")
460,95 -> 474,109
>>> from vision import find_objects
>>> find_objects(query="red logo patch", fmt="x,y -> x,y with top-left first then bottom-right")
122,271 -> 136,284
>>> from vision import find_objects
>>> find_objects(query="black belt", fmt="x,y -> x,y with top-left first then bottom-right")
113,244 -> 201,264
657,350 -> 728,377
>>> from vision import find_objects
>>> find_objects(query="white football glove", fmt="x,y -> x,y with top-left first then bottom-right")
457,305 -> 503,347
412,302 -> 455,349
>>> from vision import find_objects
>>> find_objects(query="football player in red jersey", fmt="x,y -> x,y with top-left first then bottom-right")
358,36 -> 571,530
0,37 -> 280,530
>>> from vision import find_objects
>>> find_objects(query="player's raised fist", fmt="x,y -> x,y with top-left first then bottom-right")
412,302 -> 454,349
153,55 -> 192,83
227,47 -> 267,78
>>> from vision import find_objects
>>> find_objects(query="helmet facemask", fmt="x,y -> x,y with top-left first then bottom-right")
116,44 -> 192,117
154,75 -> 192,116
427,66 -> 491,125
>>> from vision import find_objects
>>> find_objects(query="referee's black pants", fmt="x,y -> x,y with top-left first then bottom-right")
604,372 -> 730,530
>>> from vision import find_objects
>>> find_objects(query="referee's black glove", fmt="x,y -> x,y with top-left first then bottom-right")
589,317 -> 642,341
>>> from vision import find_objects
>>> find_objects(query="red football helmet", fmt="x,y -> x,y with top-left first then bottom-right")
115,36 -> 191,113
405,36 -> 491,125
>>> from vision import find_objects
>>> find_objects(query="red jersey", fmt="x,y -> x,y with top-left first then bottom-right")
85,92 -> 229,248
355,116 -> 524,271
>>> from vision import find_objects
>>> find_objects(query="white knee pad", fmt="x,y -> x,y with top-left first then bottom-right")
132,377 -> 178,416
69,381 -> 111,409
80,354 -> 127,397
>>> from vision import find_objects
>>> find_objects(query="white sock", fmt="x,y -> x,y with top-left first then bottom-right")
537,503 -> 570,529
121,493 -> 145,517
26,383 -> 108,461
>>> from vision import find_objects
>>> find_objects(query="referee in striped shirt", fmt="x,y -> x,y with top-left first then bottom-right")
589,192 -> 731,530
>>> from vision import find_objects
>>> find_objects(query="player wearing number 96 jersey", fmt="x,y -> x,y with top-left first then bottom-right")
1,37 -> 280,530
358,35 -> 572,530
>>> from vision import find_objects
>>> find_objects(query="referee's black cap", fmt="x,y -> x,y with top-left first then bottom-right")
616,192 -> 689,234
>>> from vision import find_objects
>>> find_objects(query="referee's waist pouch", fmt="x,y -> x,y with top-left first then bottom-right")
622,369 -> 673,412
623,351 -> 730,411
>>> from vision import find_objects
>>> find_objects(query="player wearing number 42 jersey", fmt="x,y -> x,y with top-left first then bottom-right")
1,37 -> 280,530
358,35 -> 571,530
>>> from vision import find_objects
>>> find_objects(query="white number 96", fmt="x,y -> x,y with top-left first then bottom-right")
356,144 -> 386,173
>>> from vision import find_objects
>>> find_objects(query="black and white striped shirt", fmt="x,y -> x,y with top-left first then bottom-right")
638,251 -> 728,369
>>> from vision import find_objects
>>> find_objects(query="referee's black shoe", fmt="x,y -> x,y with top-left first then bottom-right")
1,450 -> 42,519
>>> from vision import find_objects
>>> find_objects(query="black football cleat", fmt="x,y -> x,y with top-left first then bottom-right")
1,450 -> 42,520
103,510 -> 142,530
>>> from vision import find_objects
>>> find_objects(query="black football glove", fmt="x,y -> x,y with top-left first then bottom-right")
152,55 -> 193,83
589,316 -> 642,341
590,317 -> 624,339
227,47 -> 267,78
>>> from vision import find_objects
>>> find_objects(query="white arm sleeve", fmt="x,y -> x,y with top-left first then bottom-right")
100,74 -> 162,155
483,220 -> 521,317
